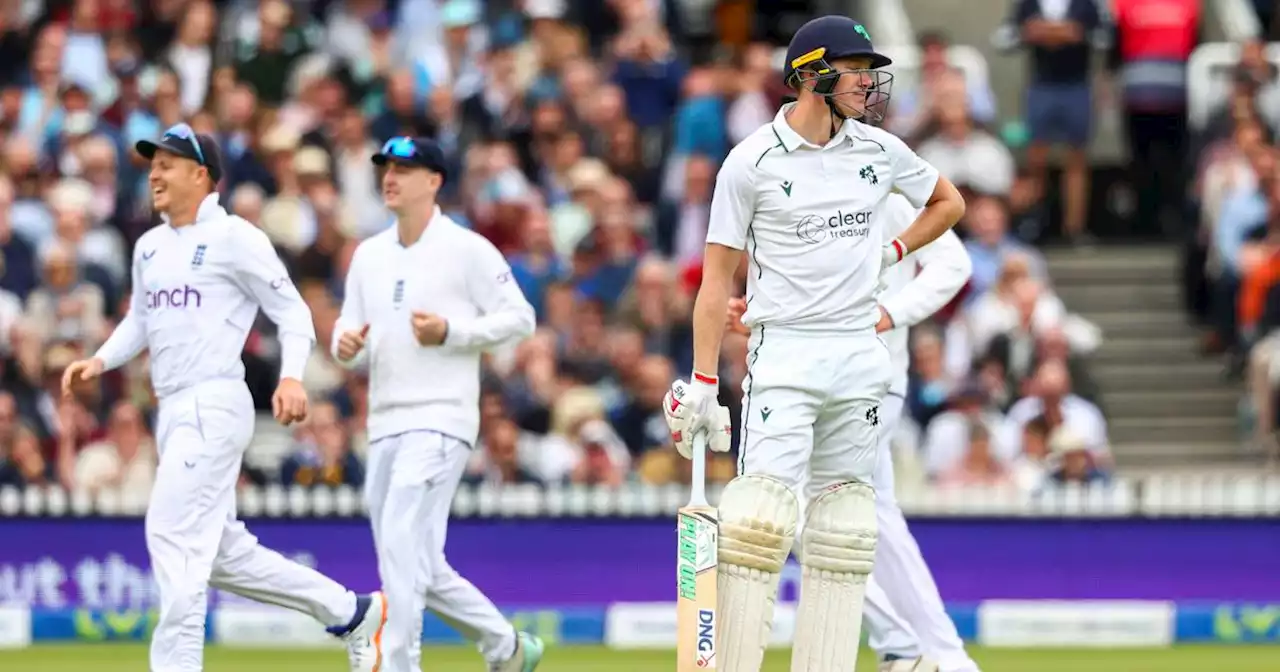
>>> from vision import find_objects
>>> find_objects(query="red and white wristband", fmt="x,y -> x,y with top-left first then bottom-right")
692,371 -> 718,387
883,237 -> 908,266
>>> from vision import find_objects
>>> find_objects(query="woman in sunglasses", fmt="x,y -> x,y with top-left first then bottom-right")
60,124 -> 387,672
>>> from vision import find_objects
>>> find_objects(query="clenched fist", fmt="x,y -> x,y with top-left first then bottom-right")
336,324 -> 370,362
61,357 -> 104,399
411,312 -> 449,346
272,377 -> 309,426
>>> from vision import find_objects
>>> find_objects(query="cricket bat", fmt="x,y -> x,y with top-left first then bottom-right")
676,431 -> 718,670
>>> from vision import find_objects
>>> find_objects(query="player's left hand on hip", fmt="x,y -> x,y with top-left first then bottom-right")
881,237 -> 907,269
272,377 -> 309,426
411,311 -> 449,346
662,376 -> 732,459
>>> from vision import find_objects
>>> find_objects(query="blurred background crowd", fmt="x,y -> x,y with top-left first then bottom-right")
2,0 -> 1278,506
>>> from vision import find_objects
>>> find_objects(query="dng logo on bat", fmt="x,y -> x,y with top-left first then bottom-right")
696,608 -> 716,667
146,285 -> 203,310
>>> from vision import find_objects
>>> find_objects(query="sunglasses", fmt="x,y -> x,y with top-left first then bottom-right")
163,123 -> 206,166
381,136 -> 417,159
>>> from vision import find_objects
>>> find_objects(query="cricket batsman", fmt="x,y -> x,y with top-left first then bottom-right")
730,191 -> 980,672
331,137 -> 542,672
60,124 -> 386,672
663,16 -> 966,672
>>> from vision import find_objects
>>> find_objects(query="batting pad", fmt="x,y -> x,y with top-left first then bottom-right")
792,480 -> 877,672
716,475 -> 799,672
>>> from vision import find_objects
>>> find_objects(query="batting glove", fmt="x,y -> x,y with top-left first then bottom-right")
881,237 -> 908,269
662,374 -> 733,459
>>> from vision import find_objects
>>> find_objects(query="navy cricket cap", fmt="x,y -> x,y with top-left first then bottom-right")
784,16 -> 892,84
136,123 -> 224,183
372,136 -> 448,182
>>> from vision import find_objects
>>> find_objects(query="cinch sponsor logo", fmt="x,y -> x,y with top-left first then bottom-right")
696,608 -> 716,666
795,210 -> 873,245
146,285 -> 203,310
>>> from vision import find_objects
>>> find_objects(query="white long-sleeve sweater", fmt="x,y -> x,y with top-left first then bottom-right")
333,208 -> 535,444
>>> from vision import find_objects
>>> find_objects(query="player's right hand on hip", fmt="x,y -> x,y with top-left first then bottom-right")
61,357 -> 104,398
662,375 -> 732,459
336,324 -> 370,361
726,298 -> 750,336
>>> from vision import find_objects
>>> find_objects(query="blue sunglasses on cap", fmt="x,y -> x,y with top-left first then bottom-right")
381,137 -> 417,159
162,123 -> 206,166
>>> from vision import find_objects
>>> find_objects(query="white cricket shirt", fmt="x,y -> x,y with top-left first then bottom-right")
707,103 -> 941,334
95,194 -> 315,398
875,194 -> 972,395
333,208 -> 535,445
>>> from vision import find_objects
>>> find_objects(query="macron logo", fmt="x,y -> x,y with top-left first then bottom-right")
146,285 -> 203,310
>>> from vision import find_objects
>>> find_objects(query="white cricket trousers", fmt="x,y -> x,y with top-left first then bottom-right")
861,393 -> 979,672
365,430 -> 515,672
147,379 -> 357,672
737,326 -> 892,495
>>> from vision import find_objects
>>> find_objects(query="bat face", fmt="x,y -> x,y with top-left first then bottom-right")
676,506 -> 718,670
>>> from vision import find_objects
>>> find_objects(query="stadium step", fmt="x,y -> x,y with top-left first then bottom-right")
1091,335 -> 1202,364
1104,388 -> 1241,418
1083,310 -> 1198,339
1044,244 -> 1251,469
1110,441 -> 1268,468
1109,416 -> 1238,444
1053,283 -> 1183,312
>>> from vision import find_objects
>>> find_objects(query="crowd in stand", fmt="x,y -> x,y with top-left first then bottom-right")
0,0 -> 1128,504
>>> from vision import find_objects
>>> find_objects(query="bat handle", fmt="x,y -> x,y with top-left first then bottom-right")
689,430 -> 709,507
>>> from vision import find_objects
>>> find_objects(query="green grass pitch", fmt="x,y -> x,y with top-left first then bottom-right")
1,644 -> 1278,671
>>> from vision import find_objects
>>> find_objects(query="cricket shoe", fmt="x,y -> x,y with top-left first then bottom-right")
490,631 -> 544,672
326,592 -> 387,672
879,654 -> 941,672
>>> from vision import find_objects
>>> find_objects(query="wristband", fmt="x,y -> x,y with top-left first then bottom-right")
886,238 -> 907,263
692,371 -> 719,386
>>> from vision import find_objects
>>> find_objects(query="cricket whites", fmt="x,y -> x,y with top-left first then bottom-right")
677,432 -> 718,670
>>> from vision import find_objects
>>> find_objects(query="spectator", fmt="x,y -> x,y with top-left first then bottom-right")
962,194 -> 1048,301
280,402 -> 365,488
936,423 -> 1014,489
1213,145 -> 1276,361
0,177 -> 38,300
915,80 -> 1015,198
1046,427 -> 1109,485
1109,0 -> 1200,235
1001,358 -> 1110,467
466,417 -> 544,486
1010,414 -> 1053,491
24,241 -> 106,351
922,378 -> 1007,478
891,31 -> 997,141
995,0 -> 1108,243
72,400 -> 155,497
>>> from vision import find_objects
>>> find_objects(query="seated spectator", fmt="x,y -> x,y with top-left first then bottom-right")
72,401 -> 156,497
1010,414 -> 1053,492
0,177 -> 39,301
1213,146 -> 1276,361
958,253 -> 1067,371
1001,358 -> 1110,468
962,194 -> 1048,301
0,424 -> 53,488
907,328 -> 956,428
890,31 -> 997,141
916,86 -> 1015,197
279,402 -> 364,488
936,423 -> 1014,489
922,377 -> 1008,477
23,242 -> 107,352
569,419 -> 628,487
610,353 -> 672,458
1046,427 -> 1109,486
466,417 -> 545,487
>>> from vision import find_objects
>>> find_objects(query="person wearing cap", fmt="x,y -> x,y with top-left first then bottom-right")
59,124 -> 388,672
660,15 -> 967,672
331,137 -> 541,672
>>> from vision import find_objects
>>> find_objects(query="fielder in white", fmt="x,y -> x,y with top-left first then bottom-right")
331,136 -> 543,672
61,125 -> 385,672
663,16 -> 966,672
732,192 -> 979,672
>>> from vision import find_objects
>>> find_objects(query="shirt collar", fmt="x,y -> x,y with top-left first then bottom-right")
162,193 -> 225,228
771,102 -> 856,152
394,205 -> 446,247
